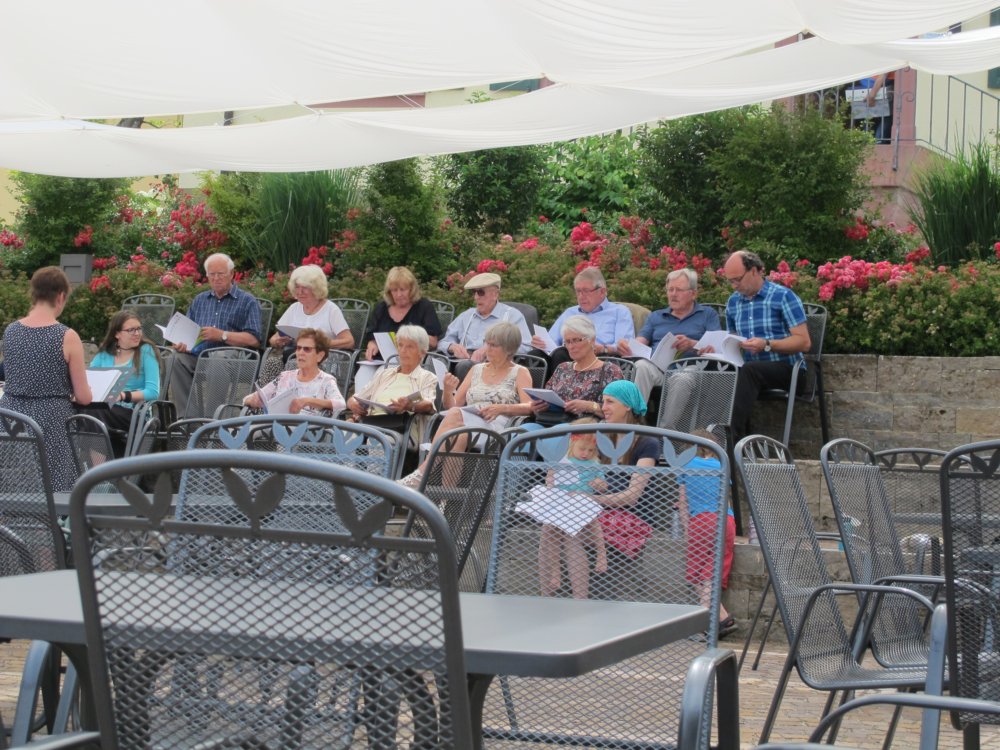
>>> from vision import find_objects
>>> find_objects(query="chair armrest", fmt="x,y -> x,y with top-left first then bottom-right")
678,647 -> 739,750
872,573 -> 946,587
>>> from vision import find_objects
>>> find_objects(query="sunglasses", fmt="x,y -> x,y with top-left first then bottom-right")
295,345 -> 316,353
121,327 -> 143,335
471,288 -> 491,297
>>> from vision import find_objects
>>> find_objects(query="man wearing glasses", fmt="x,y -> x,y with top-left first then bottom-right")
710,250 -> 810,439
617,268 -> 720,402
530,267 -> 634,368
437,272 -> 531,376
170,252 -> 262,408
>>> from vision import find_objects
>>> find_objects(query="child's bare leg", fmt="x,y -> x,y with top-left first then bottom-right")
695,580 -> 730,620
586,520 -> 607,574
538,525 -> 563,596
564,533 -> 591,599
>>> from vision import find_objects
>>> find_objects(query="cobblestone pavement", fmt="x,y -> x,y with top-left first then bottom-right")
738,646 -> 1000,750
1,639 -> 998,748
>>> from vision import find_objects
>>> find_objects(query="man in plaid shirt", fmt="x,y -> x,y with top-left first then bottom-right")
170,252 -> 261,409
715,250 -> 811,440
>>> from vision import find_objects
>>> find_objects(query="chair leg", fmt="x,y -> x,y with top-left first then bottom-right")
10,641 -> 56,745
52,662 -> 78,735
739,578 -> 771,672
753,602 -> 780,671
758,650 -> 797,744
815,364 -> 830,445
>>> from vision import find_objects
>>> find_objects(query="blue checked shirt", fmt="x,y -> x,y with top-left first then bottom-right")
726,280 -> 806,366
187,284 -> 262,355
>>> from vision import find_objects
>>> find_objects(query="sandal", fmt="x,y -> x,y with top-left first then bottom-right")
718,617 -> 737,638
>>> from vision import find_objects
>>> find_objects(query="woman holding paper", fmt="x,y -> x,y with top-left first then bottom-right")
363,267 -> 443,360
79,311 -> 161,455
268,265 -> 354,358
526,316 -> 621,428
0,267 -> 92,490
397,321 -> 532,488
244,329 -> 346,415
347,325 -> 437,442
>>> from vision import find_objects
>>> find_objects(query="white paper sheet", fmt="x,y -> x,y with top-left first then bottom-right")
533,324 -> 558,354
353,361 -> 382,393
355,390 -> 421,412
155,312 -> 201,349
86,367 -> 131,403
255,385 -> 298,415
516,486 -> 604,536
694,331 -> 747,368
431,356 -> 449,389
275,324 -> 305,339
373,332 -> 397,360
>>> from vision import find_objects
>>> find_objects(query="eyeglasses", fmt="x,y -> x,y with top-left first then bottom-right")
666,286 -> 693,294
574,286 -> 601,295
121,326 -> 143,335
295,345 -> 316,353
563,337 -> 590,346
471,288 -> 491,297
725,270 -> 751,286
293,284 -> 312,292
206,271 -> 231,278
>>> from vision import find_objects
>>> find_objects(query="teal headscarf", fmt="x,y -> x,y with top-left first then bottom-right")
602,380 -> 647,417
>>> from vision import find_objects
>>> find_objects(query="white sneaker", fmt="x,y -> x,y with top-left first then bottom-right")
397,470 -> 424,489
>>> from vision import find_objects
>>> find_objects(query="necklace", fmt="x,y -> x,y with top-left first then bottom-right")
573,356 -> 600,372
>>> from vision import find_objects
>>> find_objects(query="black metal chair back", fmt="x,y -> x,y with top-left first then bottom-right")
255,296 -> 273,345
329,298 -> 371,349
286,348 -> 357,396
484,424 -> 729,747
0,409 -> 65,573
122,293 -> 175,347
184,346 -> 260,419
505,301 -> 538,330
940,439 -> 1000,745
69,449 -> 473,749
429,298 -> 455,330
66,413 -> 116,480
597,354 -> 636,382
657,357 -> 738,441
512,352 -> 548,389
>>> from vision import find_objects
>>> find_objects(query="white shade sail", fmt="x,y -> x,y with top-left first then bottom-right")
0,0 -> 997,176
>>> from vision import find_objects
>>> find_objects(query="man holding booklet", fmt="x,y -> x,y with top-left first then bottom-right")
168,253 -> 262,409
710,250 -> 810,439
616,269 -> 720,402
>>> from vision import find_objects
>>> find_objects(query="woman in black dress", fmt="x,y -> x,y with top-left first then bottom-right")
363,266 -> 442,360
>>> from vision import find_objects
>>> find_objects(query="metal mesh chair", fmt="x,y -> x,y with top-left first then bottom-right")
187,414 -> 398,479
0,409 -> 75,744
256,346 -> 284,389
65,449 -> 473,749
597,354 -> 636,382
286,348 -> 357,396
759,303 -> 830,446
329,298 -> 371,349
940,439 -> 1000,749
255,296 -> 273,346
429,298 -> 455,331
122,294 -> 175,347
66,414 -> 116,486
183,346 -> 260,419
156,346 -> 176,397
703,302 -> 728,330
482,424 -> 734,749
402,426 -> 504,593
505,301 -> 538,330
821,438 -> 941,670
876,448 -> 948,576
735,435 -> 933,744
512,352 -> 549,389
656,357 -> 738,439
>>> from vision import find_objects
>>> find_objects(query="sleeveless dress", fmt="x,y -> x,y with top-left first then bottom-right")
0,321 -> 77,491
459,362 -> 524,432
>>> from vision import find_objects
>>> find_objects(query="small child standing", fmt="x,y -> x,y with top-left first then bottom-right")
539,422 -> 607,599
677,429 -> 737,637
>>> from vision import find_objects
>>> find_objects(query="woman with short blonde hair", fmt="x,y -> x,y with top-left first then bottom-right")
270,266 -> 353,356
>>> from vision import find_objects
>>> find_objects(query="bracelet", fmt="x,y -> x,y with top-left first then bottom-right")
123,391 -> 132,403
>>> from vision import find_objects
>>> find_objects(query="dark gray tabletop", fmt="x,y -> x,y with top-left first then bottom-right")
53,492 -> 176,516
0,570 -> 706,678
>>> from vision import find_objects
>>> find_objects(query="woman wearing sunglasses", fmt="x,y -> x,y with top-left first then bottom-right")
243,328 -> 345,415
84,310 -> 161,455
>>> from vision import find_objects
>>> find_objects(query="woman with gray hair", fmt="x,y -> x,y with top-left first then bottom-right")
398,321 -> 533,487
347,324 -> 438,442
527,314 -> 622,427
270,264 -> 354,357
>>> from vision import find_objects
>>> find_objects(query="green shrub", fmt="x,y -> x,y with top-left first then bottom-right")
0,269 -> 31,334
439,145 -> 544,236
9,173 -> 130,271
909,142 -> 1000,266
202,172 -> 264,267
710,106 -> 872,262
636,108 -> 755,257
350,159 -> 452,281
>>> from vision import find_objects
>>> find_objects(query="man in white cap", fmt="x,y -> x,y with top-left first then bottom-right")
437,272 -> 531,375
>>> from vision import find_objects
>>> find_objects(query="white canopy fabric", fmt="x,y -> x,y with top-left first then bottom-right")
0,0 -> 998,176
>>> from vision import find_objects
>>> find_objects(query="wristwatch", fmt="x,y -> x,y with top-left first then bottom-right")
222,331 -> 229,343
763,339 -> 772,353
